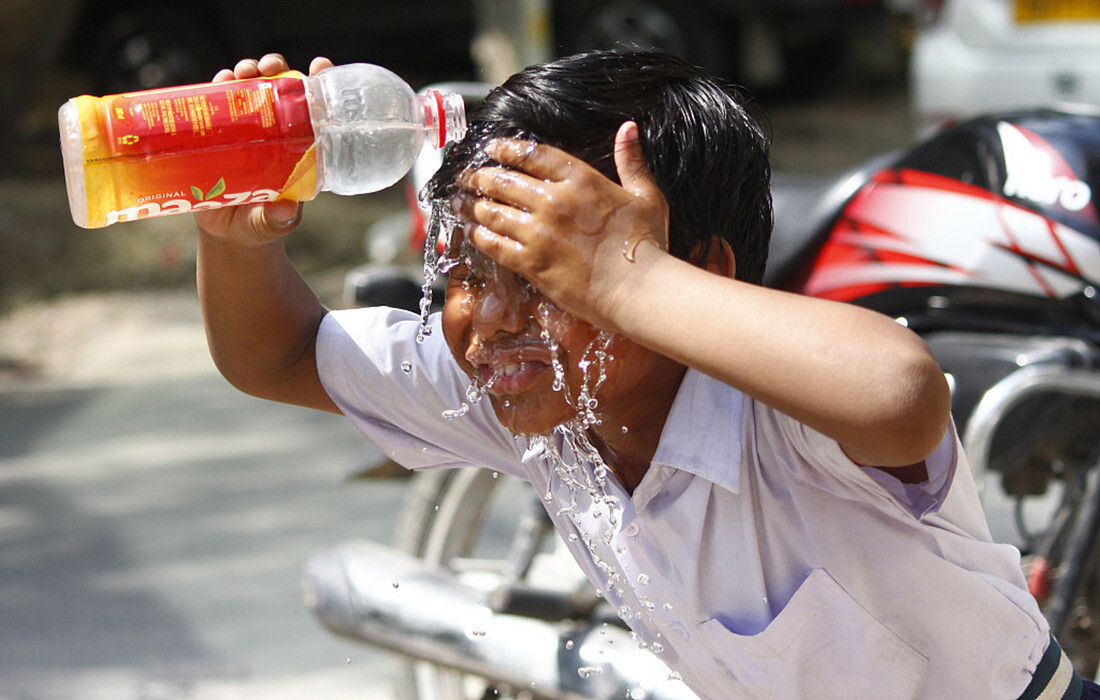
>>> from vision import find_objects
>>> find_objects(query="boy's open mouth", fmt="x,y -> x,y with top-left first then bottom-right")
468,342 -> 555,395
479,360 -> 550,394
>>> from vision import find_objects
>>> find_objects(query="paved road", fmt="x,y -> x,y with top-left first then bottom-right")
0,313 -> 410,698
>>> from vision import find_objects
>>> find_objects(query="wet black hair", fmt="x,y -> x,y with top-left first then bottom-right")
424,48 -> 773,285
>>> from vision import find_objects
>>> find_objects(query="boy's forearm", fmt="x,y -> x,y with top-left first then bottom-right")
610,246 -> 951,467
196,228 -> 337,412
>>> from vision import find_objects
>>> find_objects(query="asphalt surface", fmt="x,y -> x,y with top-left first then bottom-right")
0,294 -> 409,699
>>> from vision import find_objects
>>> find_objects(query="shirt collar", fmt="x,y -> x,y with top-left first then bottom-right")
649,368 -> 744,496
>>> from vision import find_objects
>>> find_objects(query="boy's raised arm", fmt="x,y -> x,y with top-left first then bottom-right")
459,122 -> 951,468
194,54 -> 338,413
615,251 -> 952,468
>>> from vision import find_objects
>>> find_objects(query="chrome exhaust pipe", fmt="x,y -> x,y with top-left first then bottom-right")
963,365 -> 1100,485
302,540 -> 696,700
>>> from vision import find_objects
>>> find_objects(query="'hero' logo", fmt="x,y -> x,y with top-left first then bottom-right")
999,121 -> 1092,213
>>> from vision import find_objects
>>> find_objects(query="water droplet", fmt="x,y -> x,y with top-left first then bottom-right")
668,671 -> 682,681
621,425 -> 629,434
400,361 -> 413,374
663,603 -> 674,612
578,666 -> 603,678
466,381 -> 485,404
491,471 -> 499,479
565,639 -> 575,650
441,403 -> 470,420
651,642 -> 664,654
637,573 -> 650,585
392,581 -> 399,589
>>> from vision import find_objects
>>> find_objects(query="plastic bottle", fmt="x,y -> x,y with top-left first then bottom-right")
58,63 -> 467,229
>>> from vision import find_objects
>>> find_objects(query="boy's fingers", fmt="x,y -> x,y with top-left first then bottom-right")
485,140 -> 572,182
472,198 -> 532,241
257,53 -> 290,76
233,58 -> 262,79
469,223 -> 522,272
216,54 -> 304,84
613,121 -> 662,204
309,56 -> 335,75
262,200 -> 303,231
460,166 -> 544,212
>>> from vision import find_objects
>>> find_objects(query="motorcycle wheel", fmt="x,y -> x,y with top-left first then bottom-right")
1024,461 -> 1100,678
394,467 -> 586,700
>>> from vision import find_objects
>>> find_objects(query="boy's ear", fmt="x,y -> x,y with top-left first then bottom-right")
693,238 -> 737,278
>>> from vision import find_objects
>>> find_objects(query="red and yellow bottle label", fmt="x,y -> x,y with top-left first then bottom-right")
75,71 -> 317,228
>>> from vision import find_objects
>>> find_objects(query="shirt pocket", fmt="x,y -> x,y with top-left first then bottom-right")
695,569 -> 927,700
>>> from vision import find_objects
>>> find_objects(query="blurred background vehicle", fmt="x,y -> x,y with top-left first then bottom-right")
35,0 -> 889,91
0,0 -> 905,175
911,0 -> 1100,131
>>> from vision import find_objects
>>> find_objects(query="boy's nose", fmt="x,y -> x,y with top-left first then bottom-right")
471,273 -> 528,339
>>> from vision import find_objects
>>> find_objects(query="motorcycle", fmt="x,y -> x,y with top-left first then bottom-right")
303,102 -> 1100,697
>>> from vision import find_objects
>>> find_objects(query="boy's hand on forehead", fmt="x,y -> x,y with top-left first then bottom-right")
455,121 -> 669,330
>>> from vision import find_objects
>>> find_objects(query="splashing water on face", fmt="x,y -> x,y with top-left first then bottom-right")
420,178 -> 626,540
415,157 -> 677,630
574,333 -> 614,429
415,194 -> 461,343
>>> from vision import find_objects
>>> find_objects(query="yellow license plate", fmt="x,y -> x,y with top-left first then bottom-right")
1016,0 -> 1100,23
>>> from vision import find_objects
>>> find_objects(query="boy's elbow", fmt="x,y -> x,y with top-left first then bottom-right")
210,350 -> 278,401
883,353 -> 953,466
847,347 -> 951,468
209,338 -> 335,412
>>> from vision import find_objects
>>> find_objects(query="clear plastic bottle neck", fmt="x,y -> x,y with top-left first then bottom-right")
303,64 -> 468,195
418,89 -> 467,149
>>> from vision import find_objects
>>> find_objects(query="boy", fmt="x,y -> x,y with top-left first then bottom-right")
196,50 -> 1087,698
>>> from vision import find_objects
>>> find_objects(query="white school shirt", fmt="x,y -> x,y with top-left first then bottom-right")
316,307 -> 1050,700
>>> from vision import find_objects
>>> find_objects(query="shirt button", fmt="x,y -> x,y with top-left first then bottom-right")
623,522 -> 640,536
668,622 -> 690,641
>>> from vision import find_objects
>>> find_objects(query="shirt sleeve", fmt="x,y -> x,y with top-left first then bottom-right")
315,306 -> 526,476
755,401 -> 958,520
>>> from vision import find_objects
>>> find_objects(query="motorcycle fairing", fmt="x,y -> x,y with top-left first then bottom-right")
800,168 -> 1100,302
795,111 -> 1100,306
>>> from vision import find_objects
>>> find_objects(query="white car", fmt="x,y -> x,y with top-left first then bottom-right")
911,0 -> 1100,131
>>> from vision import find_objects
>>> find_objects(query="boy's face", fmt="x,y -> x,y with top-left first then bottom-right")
440,256 -> 684,436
